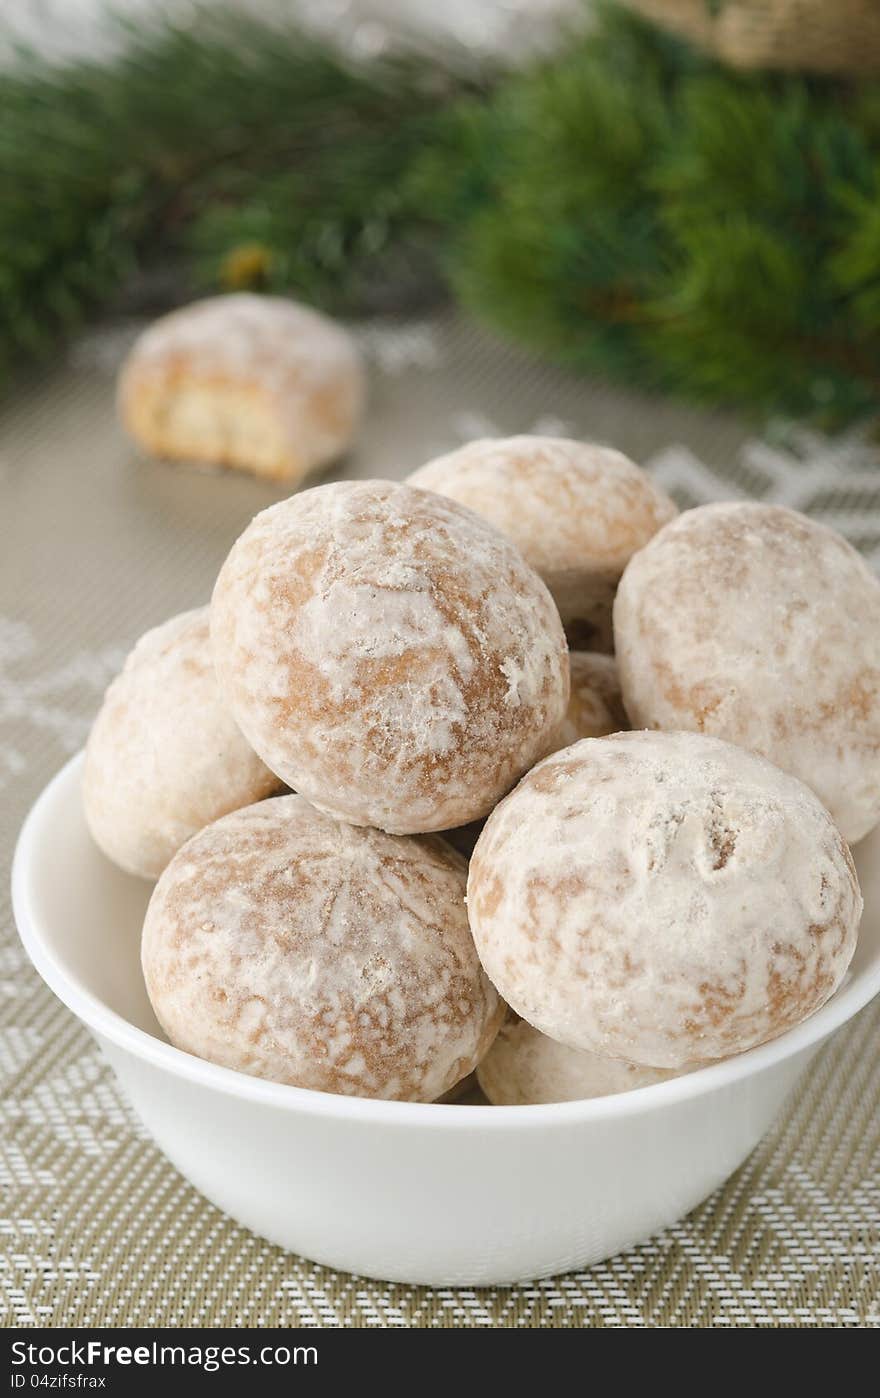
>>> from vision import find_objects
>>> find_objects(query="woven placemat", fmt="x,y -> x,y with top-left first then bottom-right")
2,314 -> 879,1327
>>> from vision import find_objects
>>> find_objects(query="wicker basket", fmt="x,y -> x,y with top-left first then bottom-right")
621,0 -> 880,74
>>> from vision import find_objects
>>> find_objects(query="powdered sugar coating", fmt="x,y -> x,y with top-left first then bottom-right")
444,653 -> 625,855
211,479 -> 570,833
614,502 -> 880,843
408,437 -> 677,649
142,795 -> 503,1100
546,651 -> 627,755
468,731 -> 861,1069
118,293 -> 365,482
83,608 -> 281,879
477,1018 -> 680,1105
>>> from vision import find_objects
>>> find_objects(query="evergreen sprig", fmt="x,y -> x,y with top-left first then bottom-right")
0,8 -> 470,374
2,4 -> 880,426
422,8 -> 880,423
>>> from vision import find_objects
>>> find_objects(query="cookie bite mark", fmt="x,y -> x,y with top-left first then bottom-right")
467,731 -> 861,1069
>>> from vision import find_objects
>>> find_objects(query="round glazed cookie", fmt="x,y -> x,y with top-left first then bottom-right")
546,651 -> 627,755
468,731 -> 861,1069
142,796 -> 504,1100
83,608 -> 281,879
211,479 -> 569,833
118,294 -> 365,483
407,437 -> 677,649
614,502 -> 880,843
477,1019 -> 680,1105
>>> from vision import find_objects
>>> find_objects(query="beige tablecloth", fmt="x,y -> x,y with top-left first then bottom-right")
2,314 -> 879,1327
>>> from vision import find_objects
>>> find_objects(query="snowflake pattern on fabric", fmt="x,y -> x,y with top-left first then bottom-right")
2,316 -> 879,1327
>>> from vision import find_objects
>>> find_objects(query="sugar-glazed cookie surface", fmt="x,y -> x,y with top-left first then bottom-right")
477,1018 -> 680,1105
211,479 -> 570,833
407,436 -> 677,649
614,502 -> 880,843
118,294 -> 365,483
83,608 -> 281,879
142,796 -> 504,1100
468,731 -> 861,1069
546,651 -> 627,755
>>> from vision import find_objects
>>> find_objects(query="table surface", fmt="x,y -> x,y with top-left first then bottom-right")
2,312 -> 879,1328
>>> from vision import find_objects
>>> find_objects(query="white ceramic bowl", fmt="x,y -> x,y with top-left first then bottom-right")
13,754 -> 880,1286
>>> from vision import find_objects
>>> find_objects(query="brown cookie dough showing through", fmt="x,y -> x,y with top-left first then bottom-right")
614,502 -> 880,843
546,651 -> 628,755
444,654 -> 628,856
118,293 -> 365,483
142,796 -> 504,1100
468,731 -> 861,1069
211,479 -> 570,833
408,437 -> 677,650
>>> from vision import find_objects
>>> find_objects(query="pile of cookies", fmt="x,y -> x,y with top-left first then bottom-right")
84,297 -> 878,1106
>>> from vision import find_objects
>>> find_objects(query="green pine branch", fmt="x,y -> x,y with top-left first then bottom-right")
0,8 -> 475,374
422,6 -> 880,424
2,3 -> 880,426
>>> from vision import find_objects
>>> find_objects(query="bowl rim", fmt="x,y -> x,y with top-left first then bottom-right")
12,751 -> 880,1131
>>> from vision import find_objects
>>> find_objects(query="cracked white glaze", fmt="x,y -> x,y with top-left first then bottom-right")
82,608 -> 281,879
408,436 -> 677,649
468,731 -> 861,1069
142,795 -> 503,1100
477,1018 -> 681,1105
614,503 -> 880,843
211,479 -> 569,833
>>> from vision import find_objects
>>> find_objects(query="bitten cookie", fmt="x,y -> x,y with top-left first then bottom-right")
477,1019 -> 680,1105
211,479 -> 570,833
83,608 -> 281,879
614,502 -> 880,843
118,294 -> 365,483
408,436 -> 677,649
142,796 -> 504,1100
468,731 -> 861,1069
546,651 -> 627,755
